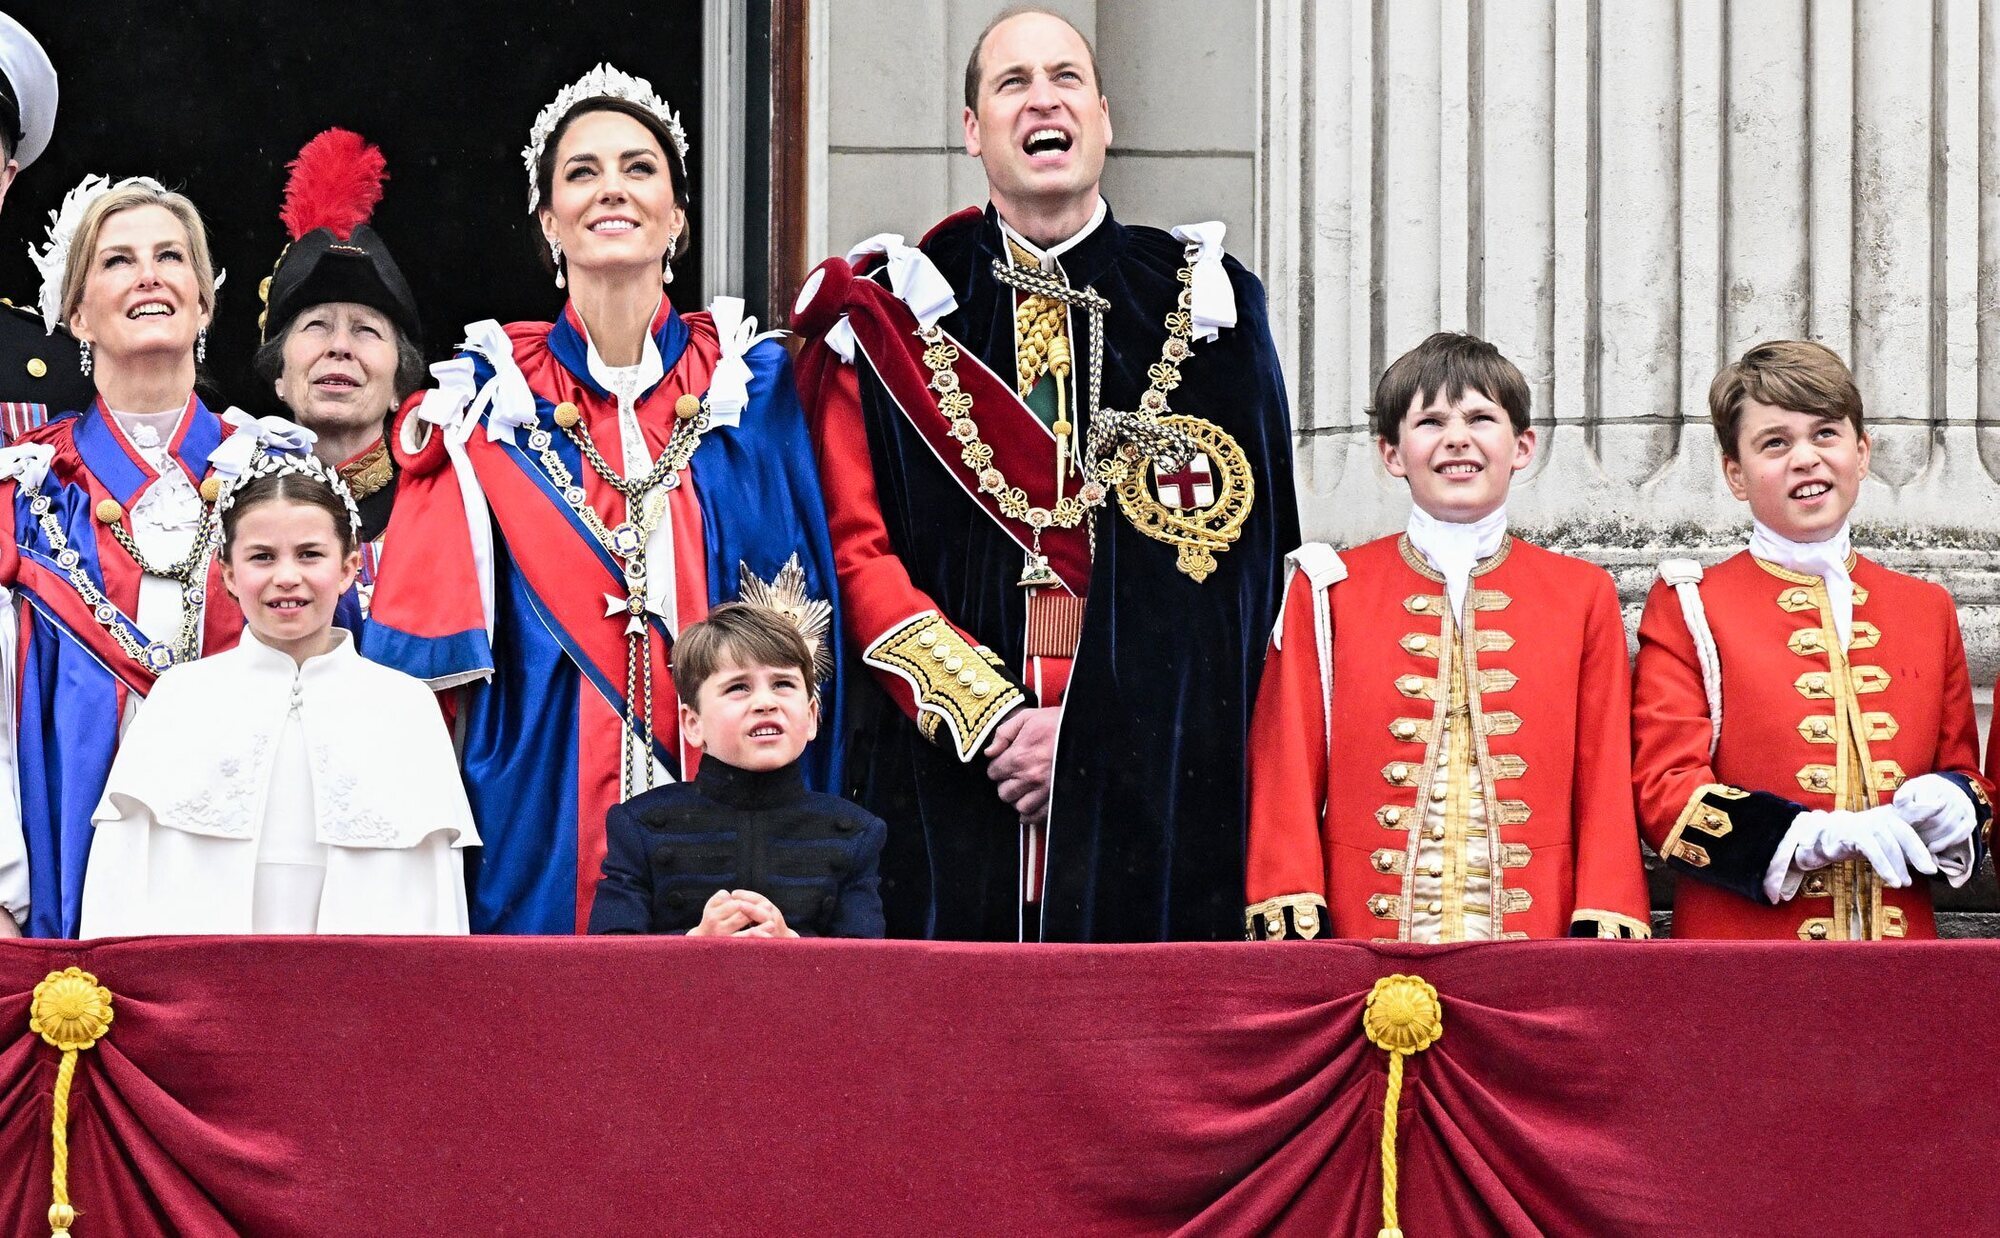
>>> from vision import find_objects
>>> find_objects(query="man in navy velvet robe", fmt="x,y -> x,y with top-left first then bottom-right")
793,7 -> 1297,942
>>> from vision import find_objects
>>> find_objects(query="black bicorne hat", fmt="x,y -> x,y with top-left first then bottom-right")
259,129 -> 421,348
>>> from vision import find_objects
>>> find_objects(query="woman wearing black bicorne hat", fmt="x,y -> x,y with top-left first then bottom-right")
253,128 -> 424,622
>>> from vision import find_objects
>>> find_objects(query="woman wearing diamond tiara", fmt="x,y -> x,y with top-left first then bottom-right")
79,441 -> 478,935
0,177 -> 246,937
367,65 -> 844,935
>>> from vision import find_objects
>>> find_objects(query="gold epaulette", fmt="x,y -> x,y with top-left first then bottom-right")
863,610 -> 1024,762
1245,893 -> 1329,941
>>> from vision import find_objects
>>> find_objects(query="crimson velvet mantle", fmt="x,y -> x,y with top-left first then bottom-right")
0,937 -> 1993,1235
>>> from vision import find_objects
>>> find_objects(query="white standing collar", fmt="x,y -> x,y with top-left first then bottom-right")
1749,519 -> 1855,647
1406,505 -> 1509,617
997,197 -> 1109,271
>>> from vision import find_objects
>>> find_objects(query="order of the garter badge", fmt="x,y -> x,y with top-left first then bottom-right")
1116,413 -> 1253,583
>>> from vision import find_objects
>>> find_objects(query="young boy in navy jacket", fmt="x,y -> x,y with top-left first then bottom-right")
590,603 -> 886,937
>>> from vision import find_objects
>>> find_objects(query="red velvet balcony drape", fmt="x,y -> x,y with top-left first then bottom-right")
0,937 -> 1993,1236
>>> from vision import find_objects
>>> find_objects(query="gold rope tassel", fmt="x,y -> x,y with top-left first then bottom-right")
1362,974 -> 1443,1238
29,968 -> 115,1238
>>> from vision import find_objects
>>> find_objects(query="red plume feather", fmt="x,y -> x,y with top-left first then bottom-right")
279,128 -> 387,242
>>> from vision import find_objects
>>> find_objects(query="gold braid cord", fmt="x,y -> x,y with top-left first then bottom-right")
29,967 -> 115,1238
1363,974 -> 1443,1238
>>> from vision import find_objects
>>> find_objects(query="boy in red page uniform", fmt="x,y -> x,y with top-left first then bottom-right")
1634,340 -> 1990,939
1245,333 -> 1650,941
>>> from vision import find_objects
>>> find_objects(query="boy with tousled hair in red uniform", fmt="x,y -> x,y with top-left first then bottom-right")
1633,340 -> 1990,938
1245,332 -> 1650,942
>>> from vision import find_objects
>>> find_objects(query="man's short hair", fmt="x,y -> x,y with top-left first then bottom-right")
672,602 -> 816,709
1708,340 -> 1865,461
963,6 -> 1104,110
1370,332 -> 1532,444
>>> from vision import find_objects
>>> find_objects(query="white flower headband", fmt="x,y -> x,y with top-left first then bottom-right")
209,410 -> 363,538
522,62 -> 689,214
27,173 -> 224,336
28,174 -> 162,334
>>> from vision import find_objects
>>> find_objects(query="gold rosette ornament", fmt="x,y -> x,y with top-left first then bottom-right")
1362,974 -> 1443,1238
29,967 -> 115,1238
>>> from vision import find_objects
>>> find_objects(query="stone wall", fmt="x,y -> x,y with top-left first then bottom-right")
806,0 -> 2000,929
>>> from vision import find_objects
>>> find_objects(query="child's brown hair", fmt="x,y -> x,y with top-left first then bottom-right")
671,602 -> 815,709
1371,332 -> 1531,444
1708,340 -> 1865,460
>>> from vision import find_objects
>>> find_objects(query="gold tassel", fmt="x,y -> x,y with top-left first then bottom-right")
29,968 -> 115,1238
1362,974 -> 1443,1238
1047,334 -> 1073,492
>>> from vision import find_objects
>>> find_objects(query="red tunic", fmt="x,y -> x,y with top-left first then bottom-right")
1245,534 -> 1650,941
1633,550 -> 1990,939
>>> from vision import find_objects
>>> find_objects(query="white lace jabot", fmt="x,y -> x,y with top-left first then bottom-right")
1749,519 -> 1854,648
1406,505 -> 1509,617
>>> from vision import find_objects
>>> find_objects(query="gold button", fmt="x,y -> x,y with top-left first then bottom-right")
1431,825 -> 1446,840
1789,590 -> 1808,607
1810,771 -> 1829,789
957,669 -> 975,686
1389,763 -> 1409,781
1412,597 -> 1430,612
918,629 -> 938,647
1807,674 -> 1827,691
1427,900 -> 1443,914
25,357 -> 46,378
1810,719 -> 1830,735
1425,865 -> 1443,878
94,498 -> 124,524
1392,721 -> 1416,739
1411,635 -> 1429,651
1383,807 -> 1402,825
944,655 -> 964,673
674,393 -> 703,420
971,681 -> 990,698
1807,923 -> 1828,940
1430,785 -> 1448,802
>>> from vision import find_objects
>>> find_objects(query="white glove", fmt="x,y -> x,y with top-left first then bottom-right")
1893,774 -> 1976,850
1892,774 -> 1979,886
1792,806 -> 1938,888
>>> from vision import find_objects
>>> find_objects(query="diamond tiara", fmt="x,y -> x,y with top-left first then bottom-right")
523,63 -> 689,214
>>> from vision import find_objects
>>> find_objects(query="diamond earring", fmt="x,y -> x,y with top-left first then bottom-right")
195,327 -> 207,365
662,232 -> 679,286
549,236 -> 566,290
78,339 -> 91,378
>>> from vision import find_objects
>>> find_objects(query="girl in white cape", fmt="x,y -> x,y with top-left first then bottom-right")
80,433 -> 478,935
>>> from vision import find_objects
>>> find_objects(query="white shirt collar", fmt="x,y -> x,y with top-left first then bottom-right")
997,197 -> 1109,272
1406,505 -> 1509,617
1749,519 -> 1855,647
580,298 -> 667,403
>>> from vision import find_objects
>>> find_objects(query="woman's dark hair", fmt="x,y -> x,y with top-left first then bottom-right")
532,97 -> 693,275
221,469 -> 358,558
252,312 -> 426,407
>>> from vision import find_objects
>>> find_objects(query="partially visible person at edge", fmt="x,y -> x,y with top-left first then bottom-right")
0,14 -> 92,440
1634,341 -> 1992,939
0,177 -> 245,937
253,128 -> 427,632
791,7 -> 1298,942
80,442 -> 478,935
367,64 -> 844,934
